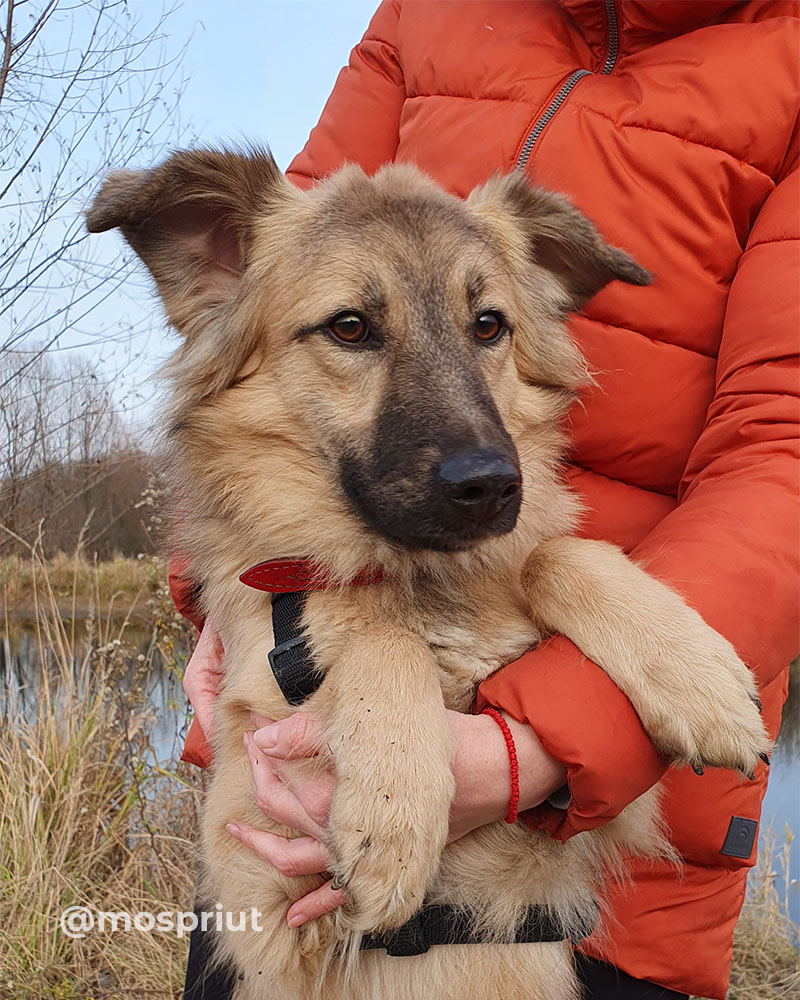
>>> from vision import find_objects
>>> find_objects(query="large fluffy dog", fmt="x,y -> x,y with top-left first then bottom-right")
88,151 -> 770,1000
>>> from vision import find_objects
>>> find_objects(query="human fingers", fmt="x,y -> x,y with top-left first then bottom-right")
251,712 -> 326,761
225,823 -> 332,877
249,724 -> 337,830
245,732 -> 327,840
286,879 -> 347,927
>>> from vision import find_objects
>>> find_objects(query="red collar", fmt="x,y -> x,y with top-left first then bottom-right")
239,557 -> 384,594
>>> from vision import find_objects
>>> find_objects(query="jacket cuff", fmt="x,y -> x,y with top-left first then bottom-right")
168,550 -> 205,632
168,551 -> 213,768
476,636 -> 667,842
181,717 -> 213,769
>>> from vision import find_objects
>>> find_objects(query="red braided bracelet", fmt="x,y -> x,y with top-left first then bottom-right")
482,707 -> 520,824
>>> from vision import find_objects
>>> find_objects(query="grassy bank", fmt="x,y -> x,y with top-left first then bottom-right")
0,551 -> 199,1000
0,555 -> 797,999
0,553 -> 165,623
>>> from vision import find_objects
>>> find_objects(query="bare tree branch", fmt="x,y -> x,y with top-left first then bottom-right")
0,0 -> 187,556
1,0 -> 188,370
0,0 -> 15,108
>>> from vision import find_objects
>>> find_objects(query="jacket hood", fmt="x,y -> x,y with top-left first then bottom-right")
558,0 -> 748,52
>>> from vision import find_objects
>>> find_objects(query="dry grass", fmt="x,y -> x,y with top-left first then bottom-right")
0,543 -> 200,1000
1,546 -> 797,999
723,831 -> 800,1000
0,551 -> 165,621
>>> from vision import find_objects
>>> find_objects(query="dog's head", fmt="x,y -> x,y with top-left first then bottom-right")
87,150 -> 649,555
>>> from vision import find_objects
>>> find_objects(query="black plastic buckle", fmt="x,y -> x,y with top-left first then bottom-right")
267,635 -> 307,674
379,912 -> 429,957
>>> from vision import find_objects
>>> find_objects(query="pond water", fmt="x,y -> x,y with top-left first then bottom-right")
0,622 -> 192,765
2,623 -> 798,926
760,664 -> 800,925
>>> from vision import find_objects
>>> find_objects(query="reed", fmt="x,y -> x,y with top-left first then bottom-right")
0,550 -> 164,623
1,541 -> 796,998
722,827 -> 800,1000
0,539 -> 199,999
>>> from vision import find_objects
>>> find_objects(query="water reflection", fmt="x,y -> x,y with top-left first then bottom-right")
0,621 -> 191,766
761,659 -> 800,926
775,658 -> 800,754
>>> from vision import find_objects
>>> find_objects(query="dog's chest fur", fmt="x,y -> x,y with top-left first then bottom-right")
304,567 -> 541,713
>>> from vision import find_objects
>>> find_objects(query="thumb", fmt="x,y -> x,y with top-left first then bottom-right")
183,621 -> 225,739
251,712 -> 325,760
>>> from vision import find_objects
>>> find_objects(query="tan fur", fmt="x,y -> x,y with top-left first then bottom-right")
88,150 -> 770,1000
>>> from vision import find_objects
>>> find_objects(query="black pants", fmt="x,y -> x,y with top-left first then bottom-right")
183,922 -> 688,1000
574,954 -> 689,1000
183,913 -> 236,999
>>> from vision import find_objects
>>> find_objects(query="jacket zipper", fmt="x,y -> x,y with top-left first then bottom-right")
599,0 -> 620,75
516,0 -> 620,171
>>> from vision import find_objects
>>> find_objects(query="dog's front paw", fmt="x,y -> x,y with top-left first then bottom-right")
327,782 -> 451,934
641,631 -> 772,778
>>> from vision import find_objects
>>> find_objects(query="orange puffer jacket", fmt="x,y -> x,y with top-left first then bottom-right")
174,2 -> 799,996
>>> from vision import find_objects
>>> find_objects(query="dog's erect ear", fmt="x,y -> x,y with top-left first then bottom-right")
86,148 -> 290,338
468,173 -> 651,313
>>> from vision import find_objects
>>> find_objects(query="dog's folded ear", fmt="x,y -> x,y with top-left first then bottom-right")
468,174 -> 651,392
86,148 -> 291,339
469,174 -> 651,313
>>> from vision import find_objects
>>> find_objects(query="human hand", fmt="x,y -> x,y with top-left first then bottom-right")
227,712 -> 345,927
226,708 -> 566,926
182,621 -> 225,739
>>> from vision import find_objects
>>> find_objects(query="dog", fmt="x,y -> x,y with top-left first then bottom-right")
88,150 -> 770,1000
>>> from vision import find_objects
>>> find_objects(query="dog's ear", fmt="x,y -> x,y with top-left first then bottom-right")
469,173 -> 651,312
468,174 -> 651,390
87,147 -> 292,337
87,148 -> 297,400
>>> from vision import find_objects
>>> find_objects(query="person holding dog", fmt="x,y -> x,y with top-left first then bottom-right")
172,2 -> 799,998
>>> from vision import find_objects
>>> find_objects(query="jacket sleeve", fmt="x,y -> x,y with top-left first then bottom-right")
478,168 -> 800,842
285,0 -> 405,189
168,550 -> 205,632
168,551 -> 216,768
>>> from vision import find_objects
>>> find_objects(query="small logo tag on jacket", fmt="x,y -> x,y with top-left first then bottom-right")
720,816 -> 758,859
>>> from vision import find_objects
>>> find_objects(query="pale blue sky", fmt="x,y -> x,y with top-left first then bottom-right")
68,0 -> 379,423
168,0 -> 377,169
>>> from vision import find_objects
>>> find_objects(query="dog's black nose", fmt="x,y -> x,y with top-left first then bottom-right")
438,449 -> 521,523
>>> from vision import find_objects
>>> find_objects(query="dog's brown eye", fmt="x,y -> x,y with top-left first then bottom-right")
474,311 -> 508,344
329,312 -> 370,344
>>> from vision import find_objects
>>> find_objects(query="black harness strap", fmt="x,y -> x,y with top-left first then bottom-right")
269,591 -> 323,705
360,902 -> 592,957
266,590 -> 595,957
